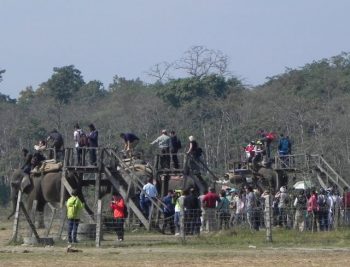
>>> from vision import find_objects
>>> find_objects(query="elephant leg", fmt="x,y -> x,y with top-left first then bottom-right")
36,203 -> 46,229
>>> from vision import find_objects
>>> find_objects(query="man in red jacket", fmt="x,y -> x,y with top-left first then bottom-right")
110,193 -> 126,241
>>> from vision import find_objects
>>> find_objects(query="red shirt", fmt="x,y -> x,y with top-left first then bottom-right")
203,192 -> 220,208
110,197 -> 125,218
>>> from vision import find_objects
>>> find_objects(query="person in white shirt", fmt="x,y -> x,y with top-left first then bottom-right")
140,177 -> 158,219
73,124 -> 83,165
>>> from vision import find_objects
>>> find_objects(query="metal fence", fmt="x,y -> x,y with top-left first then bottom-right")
3,199 -> 350,247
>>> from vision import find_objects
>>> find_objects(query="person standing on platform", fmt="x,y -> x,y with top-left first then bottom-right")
87,123 -> 98,166
150,129 -> 171,169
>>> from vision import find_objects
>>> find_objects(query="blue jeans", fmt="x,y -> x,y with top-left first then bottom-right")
174,211 -> 181,233
67,219 -> 80,243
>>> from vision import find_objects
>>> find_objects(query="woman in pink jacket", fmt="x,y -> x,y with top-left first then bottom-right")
307,190 -> 319,232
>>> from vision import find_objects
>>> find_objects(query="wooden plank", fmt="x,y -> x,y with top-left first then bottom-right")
103,166 -> 150,230
10,190 -> 22,243
20,202 -> 40,242
95,199 -> 102,248
58,206 -> 67,240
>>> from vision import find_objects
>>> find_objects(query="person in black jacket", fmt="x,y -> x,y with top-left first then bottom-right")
87,123 -> 98,165
170,131 -> 181,169
47,129 -> 64,160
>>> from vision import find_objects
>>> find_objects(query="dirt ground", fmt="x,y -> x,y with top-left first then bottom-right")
1,221 -> 350,267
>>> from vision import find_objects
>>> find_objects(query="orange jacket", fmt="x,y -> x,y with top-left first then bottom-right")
110,197 -> 125,219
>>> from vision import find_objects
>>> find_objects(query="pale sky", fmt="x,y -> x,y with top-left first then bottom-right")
1,0 -> 350,98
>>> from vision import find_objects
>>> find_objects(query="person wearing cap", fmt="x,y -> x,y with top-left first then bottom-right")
150,129 -> 171,169
275,186 -> 289,228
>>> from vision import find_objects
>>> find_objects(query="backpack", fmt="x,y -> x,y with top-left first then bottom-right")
317,194 -> 328,210
78,131 -> 89,147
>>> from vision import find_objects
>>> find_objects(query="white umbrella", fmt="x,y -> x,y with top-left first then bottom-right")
293,181 -> 311,190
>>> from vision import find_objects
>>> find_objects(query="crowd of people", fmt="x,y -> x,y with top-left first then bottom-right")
157,184 -> 350,236
243,130 -> 292,169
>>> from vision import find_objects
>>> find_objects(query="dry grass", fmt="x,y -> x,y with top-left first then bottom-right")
1,220 -> 350,267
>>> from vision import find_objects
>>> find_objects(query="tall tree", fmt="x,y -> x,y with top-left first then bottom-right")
41,65 -> 85,104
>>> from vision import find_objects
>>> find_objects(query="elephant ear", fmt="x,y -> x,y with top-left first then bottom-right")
21,175 -> 33,193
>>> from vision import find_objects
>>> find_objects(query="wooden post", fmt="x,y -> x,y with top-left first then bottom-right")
95,199 -> 102,248
20,202 -> 41,243
10,190 -> 22,243
60,149 -> 69,208
58,206 -> 67,240
265,190 -> 273,242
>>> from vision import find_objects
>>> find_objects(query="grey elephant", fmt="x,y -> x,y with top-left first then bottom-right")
227,167 -> 278,192
8,169 -> 94,227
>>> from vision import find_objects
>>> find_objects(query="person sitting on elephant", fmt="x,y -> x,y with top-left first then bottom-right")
20,148 -> 32,175
66,189 -> 84,244
47,129 -> 64,160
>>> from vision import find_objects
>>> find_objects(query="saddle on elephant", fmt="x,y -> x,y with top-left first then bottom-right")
31,159 -> 63,176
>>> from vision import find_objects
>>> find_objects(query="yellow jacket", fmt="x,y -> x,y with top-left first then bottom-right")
66,196 -> 84,219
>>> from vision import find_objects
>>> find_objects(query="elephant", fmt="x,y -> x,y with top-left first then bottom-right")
227,166 -> 279,192
8,169 -> 94,227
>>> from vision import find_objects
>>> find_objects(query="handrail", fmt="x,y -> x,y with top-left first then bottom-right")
310,155 -> 350,194
104,148 -> 166,211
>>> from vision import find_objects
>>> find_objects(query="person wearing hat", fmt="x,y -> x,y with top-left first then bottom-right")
275,186 -> 289,228
150,129 -> 171,169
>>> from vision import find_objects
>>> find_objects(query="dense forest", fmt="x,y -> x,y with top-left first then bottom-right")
1,47 -> 350,200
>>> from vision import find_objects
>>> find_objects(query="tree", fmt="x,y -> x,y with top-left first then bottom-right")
75,80 -> 107,102
146,61 -> 173,82
108,75 -> 145,93
175,46 -> 230,78
18,86 -> 35,105
156,74 -> 242,107
0,93 -> 16,104
41,65 -> 85,104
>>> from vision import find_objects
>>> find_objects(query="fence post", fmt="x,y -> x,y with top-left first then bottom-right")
95,199 -> 102,248
266,191 -> 273,242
